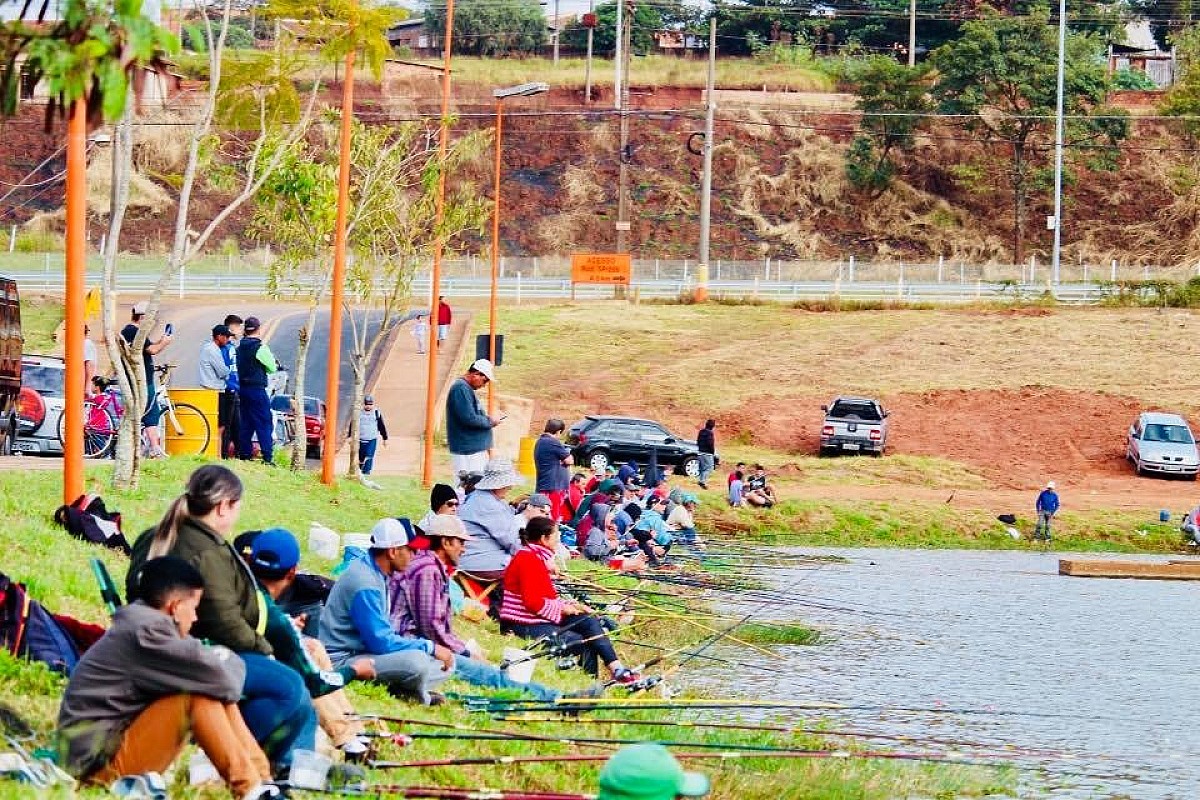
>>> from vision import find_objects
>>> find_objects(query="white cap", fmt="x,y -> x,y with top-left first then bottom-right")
370,517 -> 417,548
426,513 -> 473,541
1046,480 -> 1056,490
132,301 -> 148,315
470,358 -> 495,382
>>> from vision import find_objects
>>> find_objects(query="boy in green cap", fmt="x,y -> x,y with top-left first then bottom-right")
597,743 -> 710,800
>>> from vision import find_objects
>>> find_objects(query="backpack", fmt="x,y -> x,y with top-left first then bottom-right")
54,494 -> 130,555
0,571 -> 103,675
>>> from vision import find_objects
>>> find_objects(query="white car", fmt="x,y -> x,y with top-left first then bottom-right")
15,355 -> 65,455
1126,412 -> 1200,479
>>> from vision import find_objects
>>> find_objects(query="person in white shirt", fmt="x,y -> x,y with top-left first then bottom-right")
411,314 -> 429,355
666,493 -> 701,548
83,324 -> 97,395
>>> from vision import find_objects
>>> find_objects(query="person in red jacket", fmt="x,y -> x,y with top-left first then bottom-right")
436,296 -> 452,350
499,516 -> 638,682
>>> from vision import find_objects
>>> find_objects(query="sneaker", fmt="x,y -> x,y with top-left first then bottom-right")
611,668 -> 640,685
425,691 -> 447,707
242,784 -> 282,800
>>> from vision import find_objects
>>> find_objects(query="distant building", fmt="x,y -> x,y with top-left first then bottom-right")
387,18 -> 436,56
1110,21 -> 1175,88
652,30 -> 706,53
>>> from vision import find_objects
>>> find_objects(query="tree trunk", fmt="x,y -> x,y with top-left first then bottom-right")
289,303 -> 319,471
1012,139 -> 1027,266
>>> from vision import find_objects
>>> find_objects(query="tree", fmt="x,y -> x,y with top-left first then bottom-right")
843,57 -> 933,198
425,0 -> 546,56
342,122 -> 488,477
931,9 -> 1124,263
561,1 -> 664,55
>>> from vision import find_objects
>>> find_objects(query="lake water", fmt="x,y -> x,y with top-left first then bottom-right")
690,548 -> 1200,798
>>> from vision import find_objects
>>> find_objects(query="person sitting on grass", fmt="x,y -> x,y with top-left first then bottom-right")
415,483 -> 460,535
728,470 -> 745,507
501,516 -> 640,683
727,462 -> 746,491
666,493 -> 702,549
563,472 -> 588,523
389,514 -> 574,700
743,464 -> 776,508
597,743 -> 710,800
241,528 -> 375,760
631,494 -> 673,568
126,465 -> 316,774
59,556 -> 280,800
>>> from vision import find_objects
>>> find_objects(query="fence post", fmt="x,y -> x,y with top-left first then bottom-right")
516,272 -> 522,305
716,259 -> 722,280
849,254 -> 856,282
7,225 -> 15,252
1111,259 -> 1117,281
764,257 -> 771,281
1084,263 -> 1089,283
655,259 -> 660,280
179,265 -> 186,299
263,244 -> 271,270
753,276 -> 759,299
533,257 -> 539,278
959,262 -> 965,284
500,257 -> 506,279
1144,263 -> 1150,280
897,262 -> 905,299
1029,255 -> 1036,284
683,259 -> 689,282
937,255 -> 944,283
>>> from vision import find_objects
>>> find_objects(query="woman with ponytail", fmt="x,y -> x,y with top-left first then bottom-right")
127,465 -> 316,772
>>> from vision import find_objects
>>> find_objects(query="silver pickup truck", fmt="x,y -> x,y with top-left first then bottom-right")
820,396 -> 889,456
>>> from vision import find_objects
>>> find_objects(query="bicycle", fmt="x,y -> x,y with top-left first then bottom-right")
57,390 -> 120,459
145,364 -> 212,457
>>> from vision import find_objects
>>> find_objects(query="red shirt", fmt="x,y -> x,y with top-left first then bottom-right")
438,301 -> 452,325
500,544 -> 565,625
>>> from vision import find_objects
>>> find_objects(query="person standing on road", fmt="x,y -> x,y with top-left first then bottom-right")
436,296 -> 452,350
198,324 -> 232,394
354,395 -> 388,476
445,359 -> 501,475
221,315 -> 243,460
82,324 -> 97,396
121,302 -> 173,458
534,418 -> 573,521
236,316 -> 279,465
412,314 -> 429,355
696,419 -> 717,489
1035,481 -> 1060,542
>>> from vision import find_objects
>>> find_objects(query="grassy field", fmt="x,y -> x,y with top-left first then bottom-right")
0,459 -> 1012,799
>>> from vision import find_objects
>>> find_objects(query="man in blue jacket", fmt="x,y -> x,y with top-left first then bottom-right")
235,316 -> 278,464
445,359 -> 501,476
1034,481 -> 1060,543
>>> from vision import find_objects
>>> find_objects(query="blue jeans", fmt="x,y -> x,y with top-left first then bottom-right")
453,653 -> 559,701
675,526 -> 699,546
238,653 -> 316,767
358,438 -> 378,475
698,453 -> 715,484
237,387 -> 273,463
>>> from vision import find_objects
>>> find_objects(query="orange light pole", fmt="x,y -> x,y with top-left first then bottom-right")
487,83 -> 548,418
62,99 -> 86,504
421,0 -> 456,488
322,44 -> 355,485
487,96 -> 501,417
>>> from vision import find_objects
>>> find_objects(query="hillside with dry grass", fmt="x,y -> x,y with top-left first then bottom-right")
4,85 -> 1198,266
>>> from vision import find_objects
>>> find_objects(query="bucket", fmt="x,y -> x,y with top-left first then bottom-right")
188,751 -> 220,786
308,522 -> 340,561
343,533 -> 371,551
1160,509 -> 1171,522
502,647 -> 536,684
288,750 -> 331,790
163,388 -> 219,457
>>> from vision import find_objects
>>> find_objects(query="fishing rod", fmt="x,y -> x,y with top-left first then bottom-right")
287,786 -> 593,800
368,748 -> 1011,771
488,715 -> 1080,759
570,575 -> 779,659
352,714 -> 617,752
465,697 -> 1117,722
400,730 -> 914,754
613,637 -> 778,673
607,611 -> 758,693
498,616 -> 658,671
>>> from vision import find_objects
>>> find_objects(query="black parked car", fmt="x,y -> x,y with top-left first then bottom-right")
567,415 -> 702,478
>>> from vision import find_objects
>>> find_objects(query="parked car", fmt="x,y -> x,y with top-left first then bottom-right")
819,396 -> 889,456
0,277 -> 20,455
566,415 -> 702,478
270,393 -> 326,459
15,354 -> 64,455
1126,412 -> 1200,479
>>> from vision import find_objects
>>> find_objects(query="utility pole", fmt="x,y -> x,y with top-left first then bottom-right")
907,0 -> 916,66
584,0 -> 595,104
616,0 -> 633,252
695,17 -> 716,303
552,0 -> 561,64
613,0 -> 623,110
1050,0 -> 1066,285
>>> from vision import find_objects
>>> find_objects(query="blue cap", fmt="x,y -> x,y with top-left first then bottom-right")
249,527 -> 301,574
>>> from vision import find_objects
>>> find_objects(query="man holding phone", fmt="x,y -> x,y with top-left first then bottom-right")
121,302 -> 173,458
444,359 -> 501,476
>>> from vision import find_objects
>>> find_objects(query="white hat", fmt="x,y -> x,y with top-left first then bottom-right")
1046,480 -> 1056,490
426,513 -> 473,541
470,358 -> 495,382
132,301 -> 148,315
370,517 -> 419,549
475,458 -> 524,491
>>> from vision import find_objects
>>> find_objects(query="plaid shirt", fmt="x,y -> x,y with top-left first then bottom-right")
389,551 -> 467,655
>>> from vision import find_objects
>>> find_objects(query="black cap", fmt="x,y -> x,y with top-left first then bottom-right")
212,324 -> 232,337
243,316 -> 261,333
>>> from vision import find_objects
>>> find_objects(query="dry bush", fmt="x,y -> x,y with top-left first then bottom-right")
562,164 -> 606,207
133,111 -> 190,174
86,144 -> 173,215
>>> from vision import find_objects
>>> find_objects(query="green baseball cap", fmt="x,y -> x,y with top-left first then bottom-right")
597,744 -> 710,800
